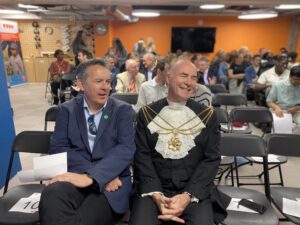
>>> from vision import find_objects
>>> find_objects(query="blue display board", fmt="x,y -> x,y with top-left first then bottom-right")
0,46 -> 21,189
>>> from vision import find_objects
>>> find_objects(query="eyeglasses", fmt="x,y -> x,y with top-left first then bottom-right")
87,115 -> 97,135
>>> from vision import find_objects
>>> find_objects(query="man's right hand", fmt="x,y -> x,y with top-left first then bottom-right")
105,176 -> 122,192
274,108 -> 284,117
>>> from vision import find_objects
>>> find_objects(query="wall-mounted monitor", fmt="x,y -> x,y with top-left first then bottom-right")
171,27 -> 216,53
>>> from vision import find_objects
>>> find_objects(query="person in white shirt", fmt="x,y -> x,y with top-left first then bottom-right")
135,59 -> 169,111
253,55 -> 289,92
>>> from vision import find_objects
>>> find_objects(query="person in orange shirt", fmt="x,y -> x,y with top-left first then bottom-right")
49,49 -> 71,104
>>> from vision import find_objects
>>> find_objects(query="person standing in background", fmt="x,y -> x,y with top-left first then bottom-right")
72,30 -> 86,66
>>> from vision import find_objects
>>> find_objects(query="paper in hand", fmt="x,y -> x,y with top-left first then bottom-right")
18,152 -> 67,182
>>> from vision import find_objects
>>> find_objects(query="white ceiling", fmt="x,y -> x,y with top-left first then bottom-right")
0,0 -> 300,20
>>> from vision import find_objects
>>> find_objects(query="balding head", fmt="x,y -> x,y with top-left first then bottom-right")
167,59 -> 197,102
126,59 -> 139,77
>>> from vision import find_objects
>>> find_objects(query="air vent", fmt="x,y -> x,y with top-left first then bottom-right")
132,5 -> 189,11
226,5 -> 259,11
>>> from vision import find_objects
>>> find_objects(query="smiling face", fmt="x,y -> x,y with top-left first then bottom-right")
167,60 -> 197,102
77,64 -> 111,111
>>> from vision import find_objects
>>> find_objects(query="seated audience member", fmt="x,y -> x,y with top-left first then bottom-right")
280,47 -> 288,56
130,59 -> 229,225
253,55 -> 289,93
194,56 -> 216,85
39,59 -> 136,225
141,53 -> 157,80
72,49 -> 93,95
134,39 -> 147,58
228,53 -> 246,94
146,37 -> 157,54
218,52 -> 233,87
115,59 -> 146,93
104,56 -> 119,93
245,54 -> 261,100
112,38 -> 127,70
135,59 -> 169,111
288,51 -> 299,69
258,51 -> 274,76
243,54 -> 252,67
259,48 -> 267,59
49,49 -> 71,105
267,66 -> 300,133
77,49 -> 93,63
191,83 -> 212,107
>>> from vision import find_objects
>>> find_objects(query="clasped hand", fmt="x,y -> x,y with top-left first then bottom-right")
152,193 -> 191,224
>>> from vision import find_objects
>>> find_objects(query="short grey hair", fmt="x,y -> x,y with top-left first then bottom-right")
76,59 -> 107,81
103,56 -> 114,66
125,59 -> 137,70
144,52 -> 156,61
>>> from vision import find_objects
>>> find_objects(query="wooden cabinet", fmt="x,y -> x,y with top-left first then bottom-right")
33,58 -> 50,82
22,57 -> 74,82
23,58 -> 36,82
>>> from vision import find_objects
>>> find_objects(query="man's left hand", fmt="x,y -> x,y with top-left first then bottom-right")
165,193 -> 191,214
47,172 -> 93,188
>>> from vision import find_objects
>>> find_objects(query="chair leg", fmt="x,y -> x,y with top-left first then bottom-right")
278,165 -> 284,186
230,164 -> 234,186
258,164 -> 279,179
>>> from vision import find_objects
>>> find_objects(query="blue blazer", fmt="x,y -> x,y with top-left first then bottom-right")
50,94 -> 136,213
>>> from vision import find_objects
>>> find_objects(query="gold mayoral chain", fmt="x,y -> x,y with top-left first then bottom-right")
142,105 -> 214,151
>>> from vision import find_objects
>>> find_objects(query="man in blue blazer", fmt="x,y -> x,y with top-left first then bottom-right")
39,59 -> 136,225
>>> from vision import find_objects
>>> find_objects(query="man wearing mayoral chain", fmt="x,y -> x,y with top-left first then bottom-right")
130,59 -> 229,225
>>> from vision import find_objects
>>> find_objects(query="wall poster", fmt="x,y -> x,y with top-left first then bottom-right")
0,19 -> 27,86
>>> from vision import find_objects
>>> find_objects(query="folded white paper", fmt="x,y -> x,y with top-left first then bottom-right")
227,198 -> 258,214
252,154 -> 280,163
9,193 -> 41,213
283,197 -> 300,218
18,153 -> 67,182
273,113 -> 293,134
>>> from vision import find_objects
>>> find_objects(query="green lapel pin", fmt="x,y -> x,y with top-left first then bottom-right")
104,114 -> 109,120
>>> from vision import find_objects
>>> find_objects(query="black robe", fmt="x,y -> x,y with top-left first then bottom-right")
133,98 -> 230,223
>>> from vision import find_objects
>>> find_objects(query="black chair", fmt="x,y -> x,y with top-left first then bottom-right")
213,93 -> 247,109
44,106 -> 59,131
215,108 -> 235,186
206,84 -> 228,94
110,93 -> 138,105
229,107 -> 273,134
229,107 -> 287,187
219,133 -> 278,225
59,72 -> 77,102
0,131 -> 53,225
266,133 -> 300,224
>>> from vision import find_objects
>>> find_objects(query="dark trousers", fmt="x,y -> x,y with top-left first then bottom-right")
39,182 -> 122,225
129,196 -> 214,225
50,81 -> 65,105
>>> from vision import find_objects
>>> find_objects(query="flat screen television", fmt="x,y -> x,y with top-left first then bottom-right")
171,27 -> 216,53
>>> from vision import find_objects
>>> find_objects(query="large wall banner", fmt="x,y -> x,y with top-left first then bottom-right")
0,19 -> 27,86
0,46 -> 21,189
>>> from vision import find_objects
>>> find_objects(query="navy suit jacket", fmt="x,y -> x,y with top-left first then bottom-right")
50,94 -> 136,213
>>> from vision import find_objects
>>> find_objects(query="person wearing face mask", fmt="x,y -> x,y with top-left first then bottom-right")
130,59 -> 229,225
